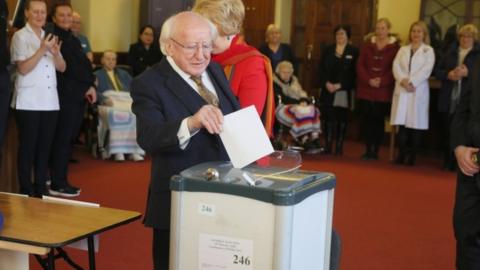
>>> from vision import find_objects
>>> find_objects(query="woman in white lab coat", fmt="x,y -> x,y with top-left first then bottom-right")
390,21 -> 435,165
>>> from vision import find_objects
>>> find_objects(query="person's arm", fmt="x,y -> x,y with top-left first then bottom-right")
409,46 -> 435,87
338,45 -> 359,91
378,44 -> 400,88
13,34 -> 55,75
452,60 -> 480,176
433,48 -> 453,81
236,56 -> 268,115
356,43 -> 371,87
131,77 -> 223,154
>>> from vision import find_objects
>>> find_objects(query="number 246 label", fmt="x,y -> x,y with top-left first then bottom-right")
199,233 -> 254,270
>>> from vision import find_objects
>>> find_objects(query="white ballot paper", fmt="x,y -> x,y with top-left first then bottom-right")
220,105 -> 274,168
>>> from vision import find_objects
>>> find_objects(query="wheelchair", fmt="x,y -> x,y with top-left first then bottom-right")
271,94 -> 323,154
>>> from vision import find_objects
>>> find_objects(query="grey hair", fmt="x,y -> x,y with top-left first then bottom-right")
275,60 -> 294,74
159,12 -> 218,55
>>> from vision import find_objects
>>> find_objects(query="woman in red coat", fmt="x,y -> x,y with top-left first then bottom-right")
356,18 -> 400,160
193,0 -> 274,137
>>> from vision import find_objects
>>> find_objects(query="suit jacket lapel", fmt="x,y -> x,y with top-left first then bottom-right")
159,59 -> 207,115
156,59 -> 240,115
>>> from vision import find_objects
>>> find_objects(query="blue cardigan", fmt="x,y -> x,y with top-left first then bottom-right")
94,67 -> 133,103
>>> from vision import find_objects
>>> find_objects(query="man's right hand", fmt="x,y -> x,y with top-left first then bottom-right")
455,146 -> 480,176
188,105 -> 223,134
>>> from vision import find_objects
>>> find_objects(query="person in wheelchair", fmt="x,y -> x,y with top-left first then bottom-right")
94,50 -> 145,161
273,61 -> 321,151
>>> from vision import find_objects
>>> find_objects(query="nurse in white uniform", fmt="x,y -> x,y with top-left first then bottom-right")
10,0 -> 66,196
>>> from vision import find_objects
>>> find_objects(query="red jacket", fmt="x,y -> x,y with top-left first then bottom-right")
356,36 -> 400,102
212,35 -> 275,137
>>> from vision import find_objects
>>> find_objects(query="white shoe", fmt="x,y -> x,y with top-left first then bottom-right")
100,149 -> 109,160
130,153 -> 144,162
114,153 -> 125,162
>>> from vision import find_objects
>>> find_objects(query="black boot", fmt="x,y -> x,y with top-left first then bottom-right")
361,143 -> 373,160
335,122 -> 347,155
323,122 -> 334,154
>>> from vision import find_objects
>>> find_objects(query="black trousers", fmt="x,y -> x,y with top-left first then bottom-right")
453,174 -> 480,269
153,228 -> 170,270
357,100 -> 390,150
15,110 -> 58,194
50,102 -> 84,186
396,126 -> 422,155
0,68 -> 10,160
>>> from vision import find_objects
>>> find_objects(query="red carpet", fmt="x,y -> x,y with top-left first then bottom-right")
31,141 -> 456,270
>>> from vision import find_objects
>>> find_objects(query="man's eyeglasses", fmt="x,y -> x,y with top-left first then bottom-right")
170,38 -> 213,54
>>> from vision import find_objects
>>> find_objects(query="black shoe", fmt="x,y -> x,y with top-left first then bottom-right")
69,158 -> 79,163
66,182 -> 81,193
49,184 -> 80,197
33,189 -> 50,198
361,152 -> 371,160
304,140 -> 323,154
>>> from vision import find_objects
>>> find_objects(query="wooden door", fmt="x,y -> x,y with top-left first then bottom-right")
140,0 -> 194,35
292,0 -> 376,95
242,0 -> 275,48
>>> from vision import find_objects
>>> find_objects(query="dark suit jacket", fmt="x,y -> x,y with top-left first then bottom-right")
434,42 -> 480,113
451,58 -> 480,171
131,58 -> 240,229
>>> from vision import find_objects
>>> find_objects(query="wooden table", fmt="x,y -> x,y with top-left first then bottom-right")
0,193 -> 141,270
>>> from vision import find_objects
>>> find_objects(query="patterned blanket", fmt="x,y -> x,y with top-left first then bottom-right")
275,103 -> 321,139
98,91 -> 144,157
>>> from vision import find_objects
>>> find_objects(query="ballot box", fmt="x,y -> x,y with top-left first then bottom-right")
169,152 -> 336,270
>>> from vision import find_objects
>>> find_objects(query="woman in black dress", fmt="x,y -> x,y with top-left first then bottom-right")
127,25 -> 163,77
319,25 -> 359,155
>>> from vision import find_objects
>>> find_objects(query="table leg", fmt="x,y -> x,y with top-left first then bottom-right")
48,249 -> 55,270
87,236 -> 96,270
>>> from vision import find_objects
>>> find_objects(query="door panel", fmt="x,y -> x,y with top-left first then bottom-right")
242,0 -> 275,48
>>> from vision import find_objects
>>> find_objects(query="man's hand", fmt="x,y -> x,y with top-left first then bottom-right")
454,146 -> 480,176
85,87 -> 97,104
187,105 -> 223,134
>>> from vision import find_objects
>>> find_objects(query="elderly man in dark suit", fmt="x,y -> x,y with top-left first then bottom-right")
451,57 -> 480,270
131,11 -> 240,270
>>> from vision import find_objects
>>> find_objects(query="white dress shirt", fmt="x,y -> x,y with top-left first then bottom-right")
10,23 -> 59,111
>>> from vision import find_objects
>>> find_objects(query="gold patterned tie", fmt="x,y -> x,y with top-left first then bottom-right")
190,76 -> 219,107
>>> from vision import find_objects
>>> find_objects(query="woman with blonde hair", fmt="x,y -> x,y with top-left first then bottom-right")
193,0 -> 275,137
434,24 -> 480,170
259,23 -> 297,73
390,21 -> 435,165
357,18 -> 400,160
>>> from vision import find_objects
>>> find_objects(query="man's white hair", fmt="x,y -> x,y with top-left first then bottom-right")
159,11 -> 218,55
